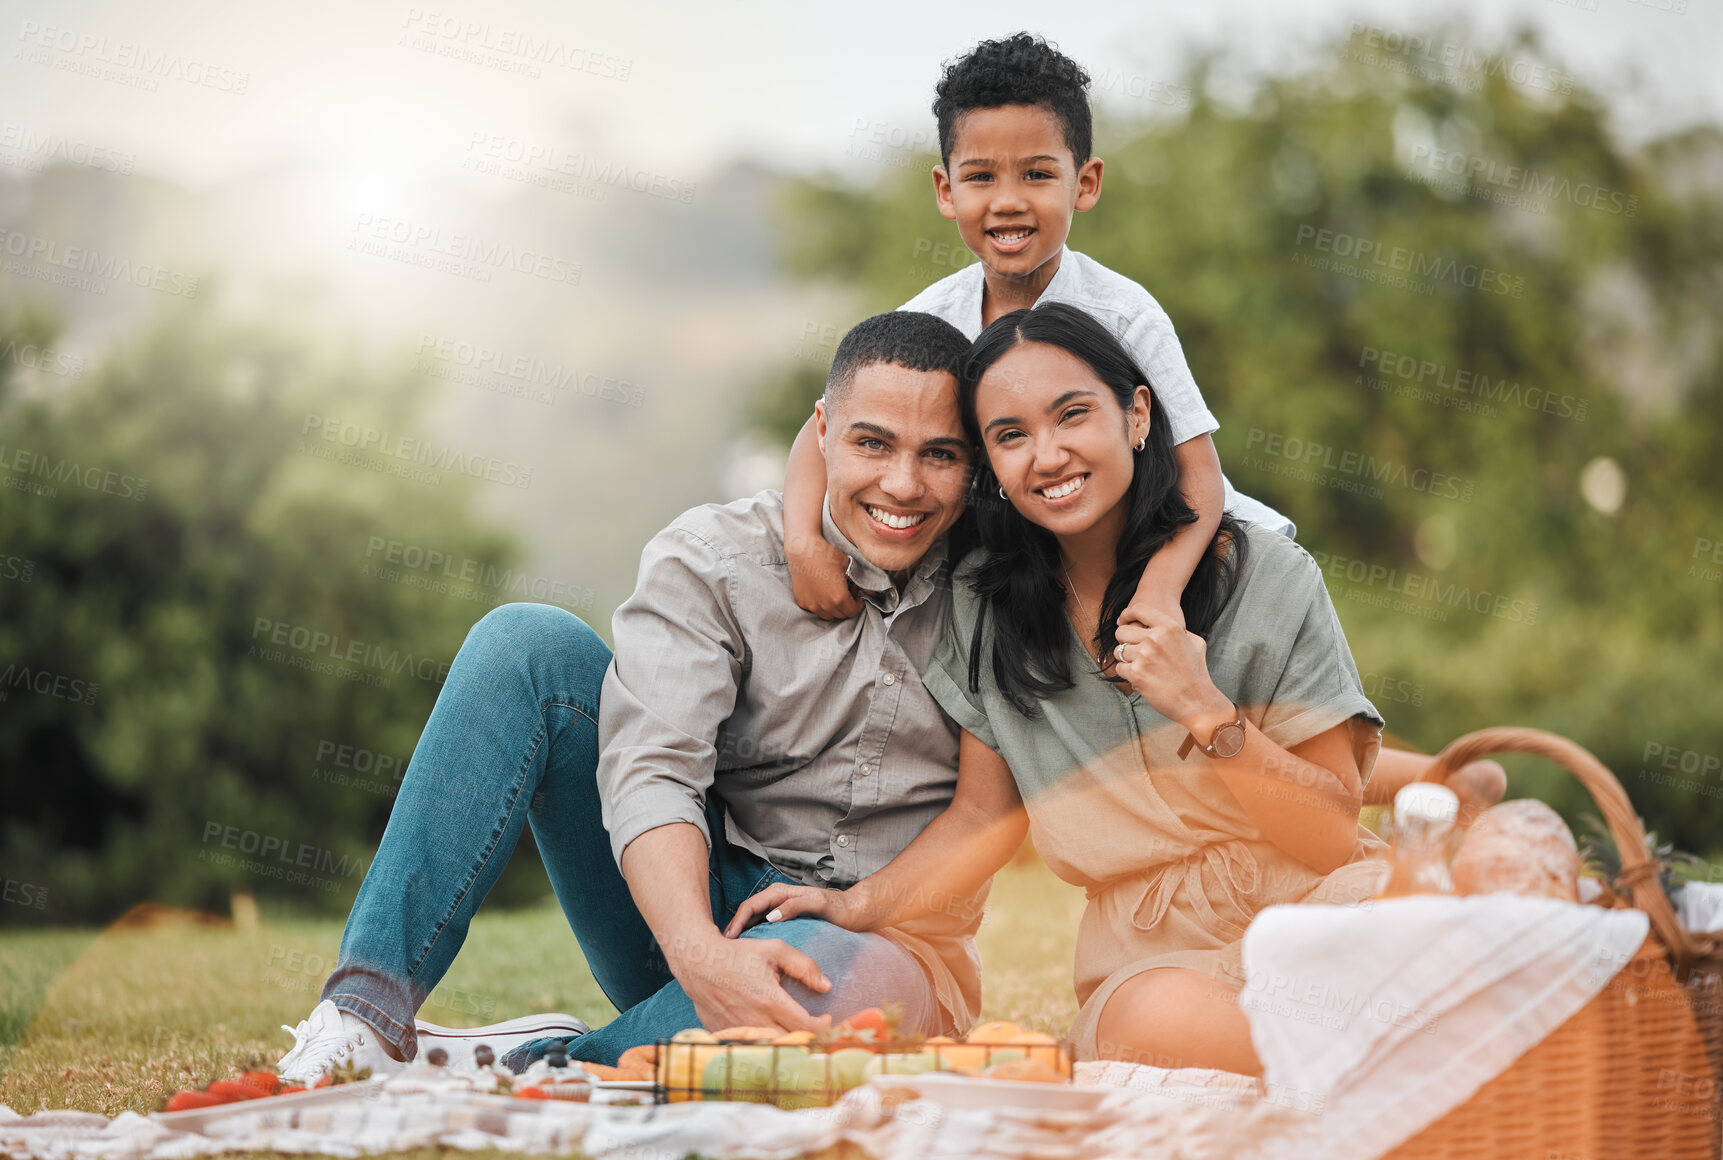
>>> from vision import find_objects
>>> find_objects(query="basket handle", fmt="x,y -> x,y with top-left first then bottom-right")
1420,726 -> 1707,973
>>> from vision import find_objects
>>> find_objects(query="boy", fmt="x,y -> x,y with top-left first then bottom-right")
782,32 -> 1293,634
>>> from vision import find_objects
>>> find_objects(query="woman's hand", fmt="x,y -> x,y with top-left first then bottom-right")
723,881 -> 876,938
1111,622 -> 1233,734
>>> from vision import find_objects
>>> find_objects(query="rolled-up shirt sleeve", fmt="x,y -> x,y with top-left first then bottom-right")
1255,554 -> 1385,788
598,527 -> 747,867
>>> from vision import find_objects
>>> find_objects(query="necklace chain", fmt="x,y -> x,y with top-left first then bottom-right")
1062,561 -> 1104,666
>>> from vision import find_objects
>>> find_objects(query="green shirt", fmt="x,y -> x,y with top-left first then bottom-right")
923,524 -> 1385,896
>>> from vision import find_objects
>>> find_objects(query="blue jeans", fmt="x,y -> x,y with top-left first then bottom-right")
321,603 -> 936,1067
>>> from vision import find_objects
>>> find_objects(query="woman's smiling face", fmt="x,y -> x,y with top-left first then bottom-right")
974,339 -> 1150,540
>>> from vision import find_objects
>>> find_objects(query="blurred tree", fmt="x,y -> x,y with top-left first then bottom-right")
0,300 -> 552,924
753,24 -> 1723,856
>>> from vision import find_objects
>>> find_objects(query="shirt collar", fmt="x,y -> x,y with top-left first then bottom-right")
820,498 -> 950,613
960,245 -> 1073,337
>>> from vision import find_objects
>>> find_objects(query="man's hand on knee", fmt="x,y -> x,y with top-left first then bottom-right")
665,931 -> 835,1034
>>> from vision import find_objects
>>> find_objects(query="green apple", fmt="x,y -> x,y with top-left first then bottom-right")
773,1052 -> 828,1110
863,1053 -> 939,1082
702,1046 -> 776,1103
827,1048 -> 876,1091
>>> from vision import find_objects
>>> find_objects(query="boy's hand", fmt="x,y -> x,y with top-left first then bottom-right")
788,537 -> 863,620
723,881 -> 877,938
1119,591 -> 1186,634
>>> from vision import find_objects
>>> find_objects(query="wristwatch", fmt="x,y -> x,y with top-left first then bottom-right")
1178,704 -> 1247,760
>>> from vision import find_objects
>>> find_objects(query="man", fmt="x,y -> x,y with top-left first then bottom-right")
277,310 -> 982,1080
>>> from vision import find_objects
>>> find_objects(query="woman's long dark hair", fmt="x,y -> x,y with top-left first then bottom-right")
959,303 -> 1248,714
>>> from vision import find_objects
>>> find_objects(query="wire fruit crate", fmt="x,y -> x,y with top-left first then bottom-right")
654,1035 -> 1074,1108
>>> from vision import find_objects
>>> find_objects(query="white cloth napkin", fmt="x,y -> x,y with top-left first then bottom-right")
1241,894 -> 1649,1160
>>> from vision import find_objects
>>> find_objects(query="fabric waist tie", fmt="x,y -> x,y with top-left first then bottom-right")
1104,841 -> 1261,933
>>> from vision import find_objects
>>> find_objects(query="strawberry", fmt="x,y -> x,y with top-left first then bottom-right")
514,1086 -> 548,1100
207,1080 -> 270,1101
165,1090 -> 227,1112
238,1070 -> 281,1095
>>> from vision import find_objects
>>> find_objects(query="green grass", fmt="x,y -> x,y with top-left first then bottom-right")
0,859 -> 1082,1119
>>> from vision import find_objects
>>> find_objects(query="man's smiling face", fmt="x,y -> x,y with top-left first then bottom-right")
815,361 -> 971,582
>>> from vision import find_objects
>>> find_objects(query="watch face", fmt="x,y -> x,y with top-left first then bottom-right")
1212,721 -> 1246,759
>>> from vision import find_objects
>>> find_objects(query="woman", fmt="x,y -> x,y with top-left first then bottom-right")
726,303 -> 1498,1073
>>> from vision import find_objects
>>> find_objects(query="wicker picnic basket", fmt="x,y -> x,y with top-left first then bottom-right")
1382,727 -> 1722,1160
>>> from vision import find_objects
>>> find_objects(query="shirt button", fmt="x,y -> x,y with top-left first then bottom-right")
882,673 -> 897,686
836,835 -> 850,847
858,763 -> 873,777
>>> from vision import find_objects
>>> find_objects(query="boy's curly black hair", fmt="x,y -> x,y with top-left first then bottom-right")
932,33 -> 1092,171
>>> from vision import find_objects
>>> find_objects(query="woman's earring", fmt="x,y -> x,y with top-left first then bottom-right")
1135,436 -> 1147,452
998,486 -> 1007,500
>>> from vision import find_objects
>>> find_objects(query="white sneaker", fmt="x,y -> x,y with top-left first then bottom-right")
277,1000 -> 407,1085
412,1012 -> 589,1070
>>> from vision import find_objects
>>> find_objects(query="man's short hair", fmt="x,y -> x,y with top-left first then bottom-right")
933,33 -> 1093,171
824,310 -> 970,415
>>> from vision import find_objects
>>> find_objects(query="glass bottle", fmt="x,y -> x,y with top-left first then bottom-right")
1376,782 -> 1459,898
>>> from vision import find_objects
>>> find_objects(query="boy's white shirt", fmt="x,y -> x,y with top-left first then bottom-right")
901,247 -> 1295,535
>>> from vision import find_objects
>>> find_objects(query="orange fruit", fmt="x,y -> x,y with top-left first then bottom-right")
617,1044 -> 658,1071
966,1021 -> 1023,1044
986,1059 -> 1065,1084
712,1025 -> 785,1042
1009,1031 -> 1071,1076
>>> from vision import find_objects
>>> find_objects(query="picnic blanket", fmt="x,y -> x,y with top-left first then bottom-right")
1,897 -> 1649,1160
0,1068 -> 1308,1160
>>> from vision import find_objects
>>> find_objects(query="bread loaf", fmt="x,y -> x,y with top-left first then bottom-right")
1450,799 -> 1580,901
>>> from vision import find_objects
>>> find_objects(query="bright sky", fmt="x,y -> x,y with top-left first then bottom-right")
2,0 -> 1716,192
